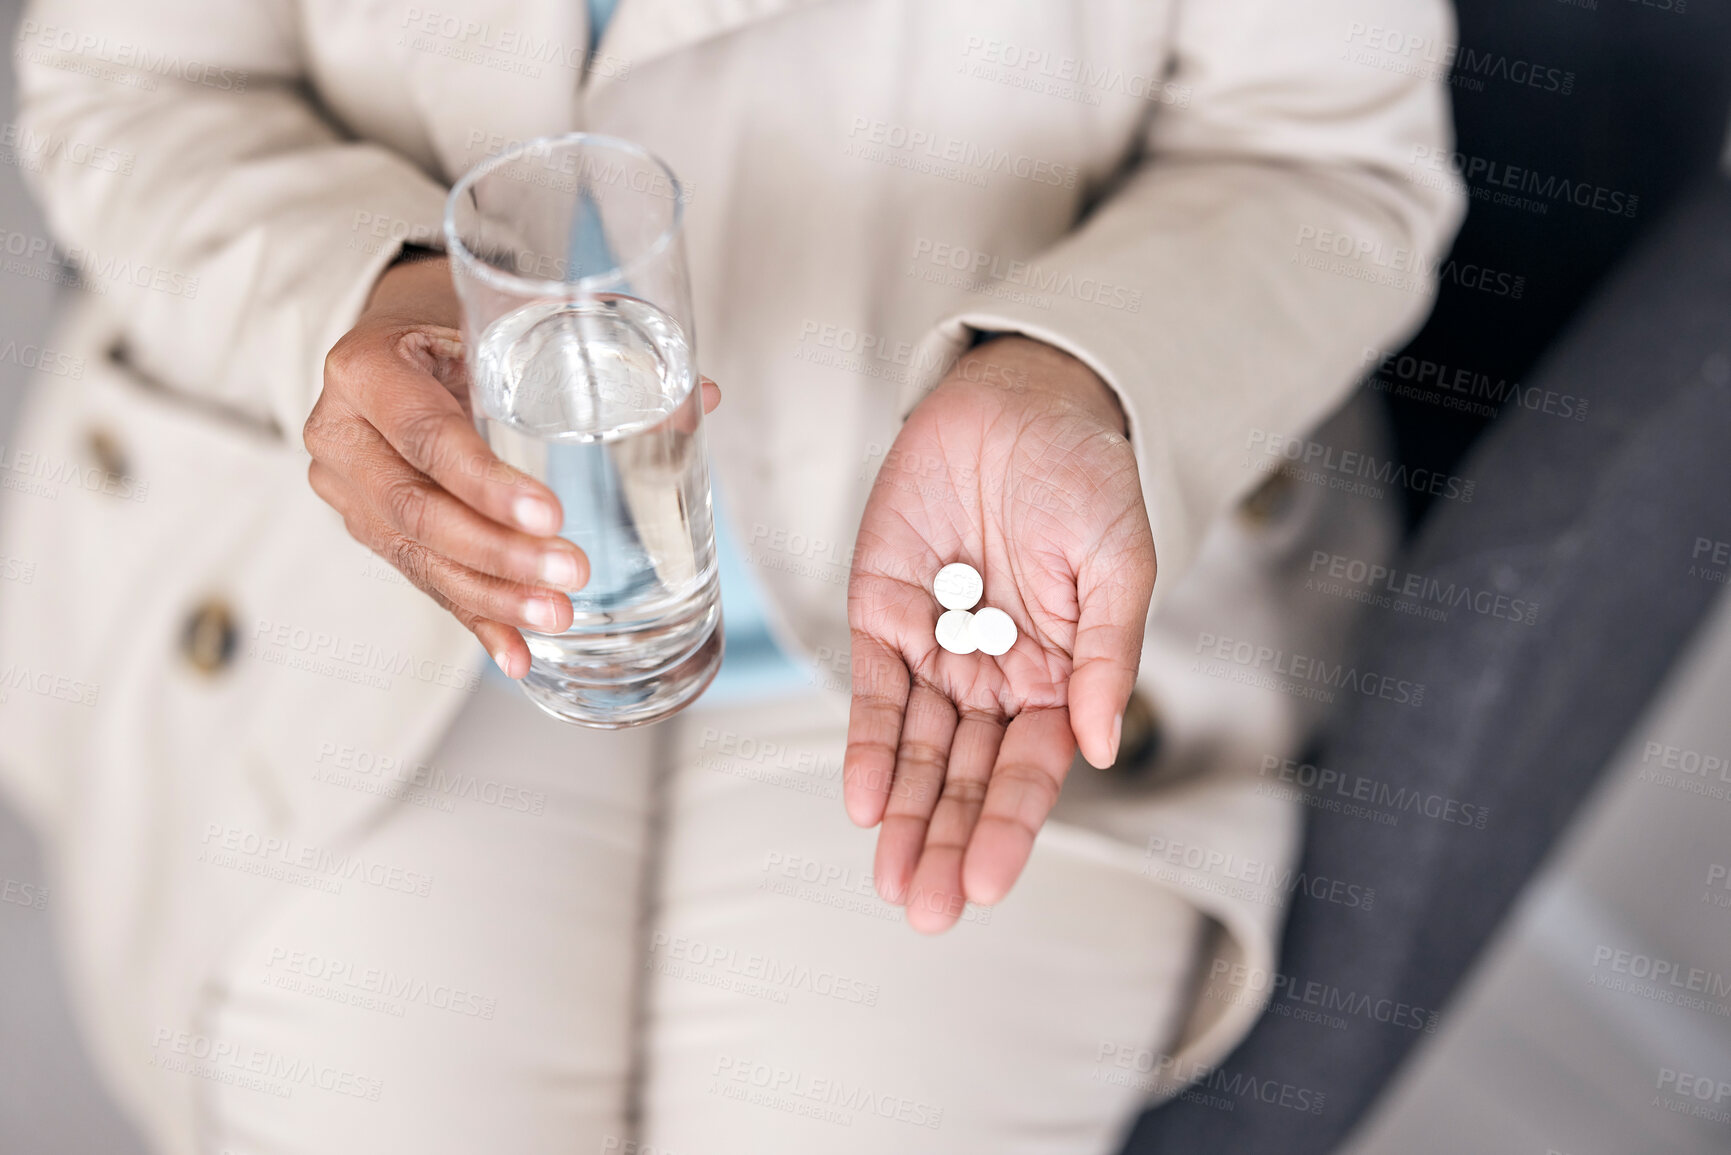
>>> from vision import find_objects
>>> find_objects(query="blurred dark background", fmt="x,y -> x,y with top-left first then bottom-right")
1391,0 -> 1731,529
1387,0 -> 1731,530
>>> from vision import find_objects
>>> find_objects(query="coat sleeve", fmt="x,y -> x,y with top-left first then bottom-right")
13,0 -> 451,437
898,0 -> 1467,600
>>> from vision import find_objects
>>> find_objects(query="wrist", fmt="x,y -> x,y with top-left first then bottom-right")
958,333 -> 1129,436
366,250 -> 458,328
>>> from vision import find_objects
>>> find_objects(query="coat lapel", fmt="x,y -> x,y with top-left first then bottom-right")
400,0 -> 833,179
586,0 -> 832,99
399,0 -> 589,179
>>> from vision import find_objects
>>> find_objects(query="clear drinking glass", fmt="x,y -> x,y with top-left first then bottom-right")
444,133 -> 722,728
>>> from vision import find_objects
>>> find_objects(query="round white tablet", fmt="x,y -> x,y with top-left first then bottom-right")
971,607 -> 1018,656
935,609 -> 978,655
933,562 -> 984,611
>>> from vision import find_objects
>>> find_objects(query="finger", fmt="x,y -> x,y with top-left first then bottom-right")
1068,537 -> 1156,769
842,631 -> 911,828
335,346 -> 565,536
659,375 -> 723,436
872,682 -> 956,904
309,462 -> 575,635
319,419 -> 588,591
960,707 -> 1076,907
905,711 -> 1004,934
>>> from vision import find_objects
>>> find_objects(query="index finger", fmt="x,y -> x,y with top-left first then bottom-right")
357,342 -> 564,536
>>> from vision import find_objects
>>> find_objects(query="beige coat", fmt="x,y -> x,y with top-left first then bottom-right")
0,0 -> 1462,1142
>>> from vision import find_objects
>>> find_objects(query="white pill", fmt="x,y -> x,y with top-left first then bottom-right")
933,562 -> 983,611
971,607 -> 1018,656
935,609 -> 978,655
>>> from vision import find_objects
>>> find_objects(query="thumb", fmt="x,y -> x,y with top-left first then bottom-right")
1068,539 -> 1156,769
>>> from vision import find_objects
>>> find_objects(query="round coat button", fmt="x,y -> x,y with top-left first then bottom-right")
180,598 -> 237,675
84,427 -> 130,490
1237,470 -> 1297,528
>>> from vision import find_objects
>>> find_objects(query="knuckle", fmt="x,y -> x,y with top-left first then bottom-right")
301,405 -> 340,458
390,536 -> 438,591
322,336 -> 366,394
393,409 -> 448,473
939,776 -> 989,808
382,476 -> 435,540
897,738 -> 949,773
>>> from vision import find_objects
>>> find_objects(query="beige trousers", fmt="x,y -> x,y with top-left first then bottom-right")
189,673 -> 1202,1155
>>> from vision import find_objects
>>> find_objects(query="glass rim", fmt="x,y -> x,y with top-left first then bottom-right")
442,131 -> 686,299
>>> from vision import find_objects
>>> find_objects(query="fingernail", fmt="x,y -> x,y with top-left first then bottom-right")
1109,711 -> 1124,766
540,550 -> 582,590
513,495 -> 559,535
524,598 -> 561,632
490,649 -> 516,679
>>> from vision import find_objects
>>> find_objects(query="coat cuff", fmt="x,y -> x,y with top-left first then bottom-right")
299,173 -> 452,433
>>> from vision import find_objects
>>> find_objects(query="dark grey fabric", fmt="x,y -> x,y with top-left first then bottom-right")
1120,174 -> 1731,1154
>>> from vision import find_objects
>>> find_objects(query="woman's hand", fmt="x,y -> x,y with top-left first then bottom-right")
303,255 -> 719,677
843,336 -> 1156,932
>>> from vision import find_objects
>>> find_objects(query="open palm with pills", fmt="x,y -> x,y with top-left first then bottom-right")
843,335 -> 1158,932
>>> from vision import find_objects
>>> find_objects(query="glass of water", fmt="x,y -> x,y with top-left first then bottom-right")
444,133 -> 722,728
